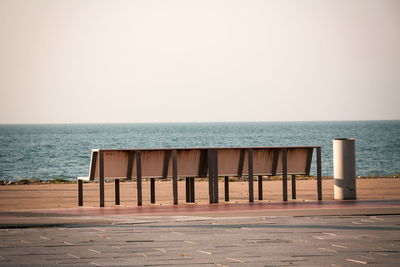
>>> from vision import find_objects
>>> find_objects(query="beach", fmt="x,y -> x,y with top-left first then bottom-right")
1,178 -> 399,211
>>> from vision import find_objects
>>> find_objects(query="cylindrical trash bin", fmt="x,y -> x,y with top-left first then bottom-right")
333,138 -> 356,200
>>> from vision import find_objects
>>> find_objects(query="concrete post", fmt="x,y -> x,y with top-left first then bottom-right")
333,138 -> 356,200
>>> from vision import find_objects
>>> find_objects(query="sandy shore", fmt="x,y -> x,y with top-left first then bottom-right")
0,178 -> 399,211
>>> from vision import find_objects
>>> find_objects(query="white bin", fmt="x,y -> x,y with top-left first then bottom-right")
333,138 -> 356,200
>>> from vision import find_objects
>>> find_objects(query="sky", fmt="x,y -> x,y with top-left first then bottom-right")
0,0 -> 399,124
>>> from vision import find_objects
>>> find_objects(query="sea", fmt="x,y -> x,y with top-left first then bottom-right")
0,121 -> 399,181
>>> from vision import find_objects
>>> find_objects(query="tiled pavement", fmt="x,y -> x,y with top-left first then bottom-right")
1,215 -> 400,266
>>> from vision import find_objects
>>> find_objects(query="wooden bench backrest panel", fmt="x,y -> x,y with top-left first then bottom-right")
275,147 -> 313,175
88,147 -> 315,180
217,148 -> 277,176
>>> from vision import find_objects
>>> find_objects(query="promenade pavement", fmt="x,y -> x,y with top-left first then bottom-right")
1,199 -> 400,266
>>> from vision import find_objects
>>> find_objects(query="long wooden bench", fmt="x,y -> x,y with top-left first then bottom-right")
77,146 -> 322,207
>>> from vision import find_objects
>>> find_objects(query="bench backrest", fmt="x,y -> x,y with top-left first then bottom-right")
86,147 -> 316,180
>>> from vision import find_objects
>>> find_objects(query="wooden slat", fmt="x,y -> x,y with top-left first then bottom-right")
305,148 -> 313,175
237,149 -> 245,177
271,149 -> 279,176
89,151 -> 98,180
198,149 -> 208,177
162,150 -> 171,179
127,151 -> 134,180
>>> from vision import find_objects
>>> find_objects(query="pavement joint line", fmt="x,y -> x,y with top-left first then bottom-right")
372,252 -> 389,256
359,255 -> 375,260
88,249 -> 102,254
198,250 -> 212,255
318,247 -> 336,253
68,253 -> 80,259
331,244 -> 348,249
226,257 -> 244,263
323,232 -> 337,236
346,258 -> 368,264
172,231 -> 185,236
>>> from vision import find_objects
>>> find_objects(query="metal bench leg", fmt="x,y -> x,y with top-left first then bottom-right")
172,150 -> 178,205
150,178 -> 155,204
99,151 -> 105,207
258,175 -> 263,200
248,149 -> 254,203
185,177 -> 190,203
190,177 -> 195,203
137,151 -> 142,206
224,176 -> 229,202
317,147 -> 322,200
78,180 -> 83,206
291,175 -> 296,200
282,148 -> 288,202
115,179 -> 120,205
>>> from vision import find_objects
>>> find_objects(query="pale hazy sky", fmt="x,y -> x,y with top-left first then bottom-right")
0,0 -> 399,124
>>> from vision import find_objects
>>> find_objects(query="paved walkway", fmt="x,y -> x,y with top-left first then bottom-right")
0,200 -> 400,266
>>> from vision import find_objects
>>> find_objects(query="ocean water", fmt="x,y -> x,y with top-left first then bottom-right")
0,121 -> 399,181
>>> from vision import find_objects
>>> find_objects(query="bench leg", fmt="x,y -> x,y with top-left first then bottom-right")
78,180 -> 83,206
172,150 -> 178,205
99,151 -> 105,207
115,179 -> 120,205
258,175 -> 263,200
150,178 -> 155,204
185,177 -> 190,203
282,149 -> 288,202
248,149 -> 254,203
190,177 -> 195,203
317,147 -> 322,200
224,176 -> 229,202
291,175 -> 296,200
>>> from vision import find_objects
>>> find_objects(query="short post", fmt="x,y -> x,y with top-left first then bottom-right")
150,178 -> 155,204
258,175 -> 263,200
333,138 -> 356,200
185,177 -> 190,203
78,180 -> 83,206
115,179 -> 120,205
291,175 -> 296,200
190,177 -> 195,202
224,176 -> 229,202
282,148 -> 288,202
